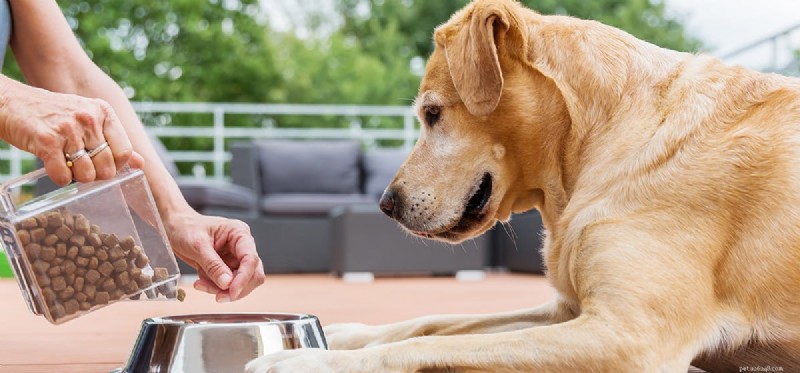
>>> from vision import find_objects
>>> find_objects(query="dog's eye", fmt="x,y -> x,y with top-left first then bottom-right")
424,106 -> 441,126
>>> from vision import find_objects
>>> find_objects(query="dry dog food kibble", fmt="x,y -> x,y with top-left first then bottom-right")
15,209 -> 176,322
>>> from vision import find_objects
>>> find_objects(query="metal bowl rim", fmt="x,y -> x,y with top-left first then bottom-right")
145,312 -> 320,326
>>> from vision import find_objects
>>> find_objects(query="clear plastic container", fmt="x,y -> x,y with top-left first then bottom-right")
0,167 -> 180,324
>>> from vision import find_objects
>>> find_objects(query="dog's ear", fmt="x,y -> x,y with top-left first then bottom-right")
444,3 -> 510,116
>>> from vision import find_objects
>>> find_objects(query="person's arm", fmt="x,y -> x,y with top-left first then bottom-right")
8,0 -> 191,222
6,0 -> 264,301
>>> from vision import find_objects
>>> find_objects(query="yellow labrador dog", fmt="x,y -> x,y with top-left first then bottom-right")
247,0 -> 800,372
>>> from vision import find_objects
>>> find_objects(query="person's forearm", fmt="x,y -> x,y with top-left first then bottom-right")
67,66 -> 193,220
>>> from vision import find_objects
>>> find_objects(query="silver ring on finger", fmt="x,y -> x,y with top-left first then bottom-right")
87,142 -> 110,158
65,149 -> 88,168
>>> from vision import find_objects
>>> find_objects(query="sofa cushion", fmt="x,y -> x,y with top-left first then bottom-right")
257,140 -> 361,195
178,181 -> 257,210
261,194 -> 375,215
363,148 -> 408,200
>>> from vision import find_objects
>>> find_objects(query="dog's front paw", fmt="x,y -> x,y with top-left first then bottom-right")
324,322 -> 396,350
245,349 -> 339,373
245,349 -> 393,373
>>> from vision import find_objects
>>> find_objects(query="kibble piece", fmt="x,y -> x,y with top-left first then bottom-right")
95,291 -> 110,305
130,294 -> 141,300
80,301 -> 92,311
64,299 -> 80,315
75,267 -> 87,276
98,262 -> 114,277
56,244 -> 68,258
88,257 -> 98,269
76,256 -> 89,268
32,259 -> 50,274
68,235 -> 85,247
66,246 -> 79,260
109,245 -> 125,261
115,272 -> 130,287
90,224 -> 100,234
52,258 -> 64,266
96,248 -> 109,261
120,236 -> 135,252
84,285 -> 96,301
63,211 -> 74,228
59,286 -> 75,300
87,233 -> 102,247
102,278 -> 116,292
135,252 -> 149,269
43,234 -> 58,246
20,217 -> 37,229
64,261 -> 77,275
177,288 -> 186,302
42,287 -> 57,306
34,214 -> 48,229
39,246 -> 56,261
36,274 -> 51,287
46,211 -> 64,227
123,281 -> 139,294
17,229 -> 30,245
158,282 -> 178,299
136,274 -> 153,289
47,266 -> 62,277
79,246 -> 95,257
30,228 -> 46,243
102,233 -> 119,248
129,267 -> 142,279
74,277 -> 85,292
153,267 -> 169,282
65,274 -> 76,286
26,243 -> 41,260
85,269 -> 101,284
112,258 -> 127,273
54,226 -> 73,241
52,276 -> 67,291
75,291 -> 88,303
51,304 -> 66,319
111,289 -> 125,300
74,214 -> 90,235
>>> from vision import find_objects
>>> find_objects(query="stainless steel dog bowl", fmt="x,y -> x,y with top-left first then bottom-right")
111,313 -> 327,373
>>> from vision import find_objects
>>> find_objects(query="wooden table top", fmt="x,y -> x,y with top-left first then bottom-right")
0,273 -> 553,372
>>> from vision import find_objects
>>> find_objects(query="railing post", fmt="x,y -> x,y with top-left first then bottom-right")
403,111 -> 415,151
213,107 -> 225,182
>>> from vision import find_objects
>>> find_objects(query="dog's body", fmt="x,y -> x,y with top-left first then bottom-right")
248,1 -> 800,372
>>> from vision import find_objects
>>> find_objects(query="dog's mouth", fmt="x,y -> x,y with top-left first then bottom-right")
429,173 -> 493,240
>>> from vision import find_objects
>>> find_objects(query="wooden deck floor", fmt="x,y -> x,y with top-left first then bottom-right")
0,273 -> 554,372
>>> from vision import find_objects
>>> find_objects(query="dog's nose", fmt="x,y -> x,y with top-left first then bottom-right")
379,189 -> 397,217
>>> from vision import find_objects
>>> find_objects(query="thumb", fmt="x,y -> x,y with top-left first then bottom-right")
197,246 -> 234,290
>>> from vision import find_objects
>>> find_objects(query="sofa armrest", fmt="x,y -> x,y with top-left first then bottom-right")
231,142 -> 263,194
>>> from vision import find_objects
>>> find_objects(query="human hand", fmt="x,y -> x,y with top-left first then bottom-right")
0,81 -> 143,185
164,210 -> 265,302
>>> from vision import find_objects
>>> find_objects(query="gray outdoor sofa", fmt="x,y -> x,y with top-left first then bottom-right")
230,140 -> 490,275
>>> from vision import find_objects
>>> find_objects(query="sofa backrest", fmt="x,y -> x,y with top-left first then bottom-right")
362,148 -> 409,200
256,140 -> 362,195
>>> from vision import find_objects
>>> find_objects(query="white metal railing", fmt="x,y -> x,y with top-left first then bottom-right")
0,102 -> 418,182
721,23 -> 800,75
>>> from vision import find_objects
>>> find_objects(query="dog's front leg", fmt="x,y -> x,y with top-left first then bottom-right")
249,313 -> 699,373
325,297 -> 578,350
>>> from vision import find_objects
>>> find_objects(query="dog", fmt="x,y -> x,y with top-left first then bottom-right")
247,0 -> 800,371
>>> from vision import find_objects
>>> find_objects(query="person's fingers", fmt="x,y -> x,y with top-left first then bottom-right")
128,151 -> 145,169
42,149 -> 73,186
233,258 -> 265,301
97,99 -> 133,170
194,271 -> 221,295
77,106 -> 113,180
195,241 -> 234,291
229,251 -> 259,300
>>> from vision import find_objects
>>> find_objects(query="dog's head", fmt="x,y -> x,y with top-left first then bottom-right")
380,0 -> 569,243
